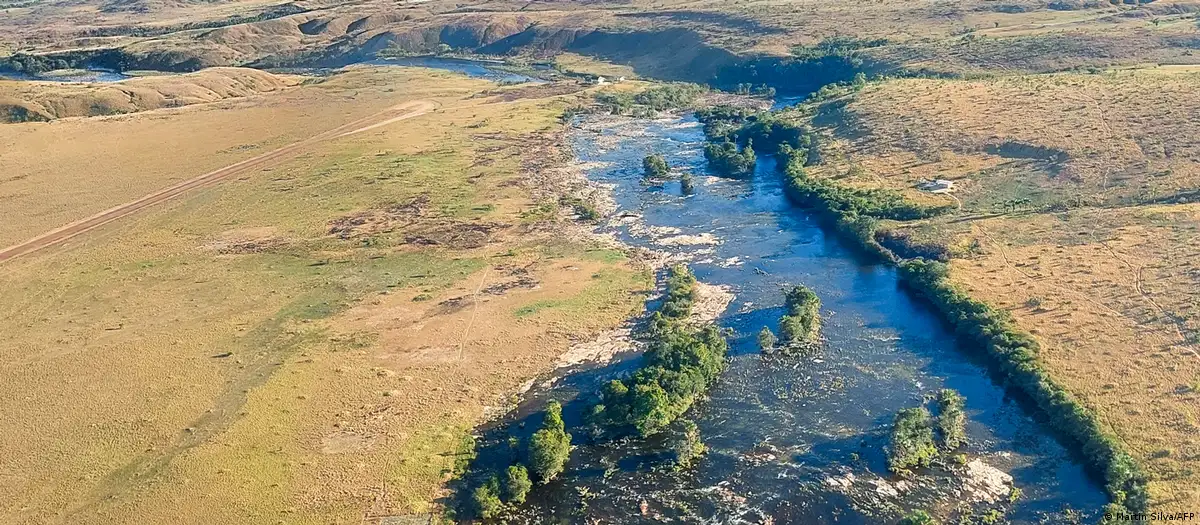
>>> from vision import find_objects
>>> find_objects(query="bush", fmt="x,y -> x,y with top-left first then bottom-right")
937,389 -> 966,450
779,285 -> 821,346
899,509 -> 938,525
888,407 -> 938,473
695,105 -> 756,142
502,464 -> 532,504
528,400 -> 571,482
680,172 -> 695,194
643,154 -> 670,179
560,196 -> 601,222
472,476 -> 503,519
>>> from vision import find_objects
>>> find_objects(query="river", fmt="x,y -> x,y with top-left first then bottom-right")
462,111 -> 1108,524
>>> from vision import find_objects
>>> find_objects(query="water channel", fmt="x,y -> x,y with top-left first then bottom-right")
464,111 -> 1108,523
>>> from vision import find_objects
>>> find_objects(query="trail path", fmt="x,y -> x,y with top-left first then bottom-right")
0,99 -> 437,264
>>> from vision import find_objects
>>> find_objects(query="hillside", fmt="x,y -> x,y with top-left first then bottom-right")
0,67 -> 299,122
3,0 -> 1200,84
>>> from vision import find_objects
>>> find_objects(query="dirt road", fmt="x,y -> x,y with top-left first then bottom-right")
0,100 -> 438,264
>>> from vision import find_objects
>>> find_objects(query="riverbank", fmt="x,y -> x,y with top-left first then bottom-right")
734,94 -> 1153,516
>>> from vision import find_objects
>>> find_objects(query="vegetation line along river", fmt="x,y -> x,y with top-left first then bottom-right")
458,103 -> 1109,523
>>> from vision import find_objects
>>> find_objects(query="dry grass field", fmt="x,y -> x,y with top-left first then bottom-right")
804,65 -> 1200,509
0,66 -> 649,524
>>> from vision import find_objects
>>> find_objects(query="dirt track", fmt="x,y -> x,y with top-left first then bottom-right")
0,99 -> 438,263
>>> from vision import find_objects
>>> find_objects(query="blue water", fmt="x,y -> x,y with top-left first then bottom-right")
0,67 -> 129,83
473,113 -> 1108,524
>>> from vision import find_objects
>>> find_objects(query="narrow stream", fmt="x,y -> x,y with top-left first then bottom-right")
466,112 -> 1108,524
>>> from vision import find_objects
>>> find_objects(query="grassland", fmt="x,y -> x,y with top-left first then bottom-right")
797,65 -> 1200,510
0,67 -> 649,523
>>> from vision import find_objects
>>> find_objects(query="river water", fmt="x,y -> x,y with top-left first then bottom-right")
463,112 -> 1108,524
0,67 -> 129,83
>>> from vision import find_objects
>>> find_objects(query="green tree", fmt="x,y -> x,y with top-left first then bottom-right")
528,400 -> 572,482
472,476 -> 503,519
671,419 -> 707,469
680,172 -> 695,194
936,389 -> 966,449
630,381 -> 674,436
757,326 -> 777,352
502,464 -> 532,504
643,154 -> 670,178
851,72 -> 868,90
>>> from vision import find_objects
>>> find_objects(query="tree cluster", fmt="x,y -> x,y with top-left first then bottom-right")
595,83 -> 706,116
936,388 -> 967,450
888,389 -> 969,474
469,401 -> 571,519
643,154 -> 670,179
703,140 -> 757,177
888,406 -> 939,473
592,265 -> 730,437
778,285 -> 821,347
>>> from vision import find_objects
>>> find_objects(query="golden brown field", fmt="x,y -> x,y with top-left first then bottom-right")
803,66 -> 1200,509
0,66 -> 648,524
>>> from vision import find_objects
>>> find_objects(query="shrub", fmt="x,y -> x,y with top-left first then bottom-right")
695,105 -> 757,142
502,464 -> 532,504
596,83 -> 705,115
937,389 -> 966,450
528,400 -> 571,483
889,407 -> 938,473
632,83 -> 706,111
899,509 -> 938,525
680,172 -> 695,194
643,154 -> 670,178
472,476 -> 503,519
560,196 -> 601,222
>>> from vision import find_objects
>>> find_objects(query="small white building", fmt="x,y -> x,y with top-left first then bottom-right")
593,76 -> 608,85
917,178 -> 957,193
